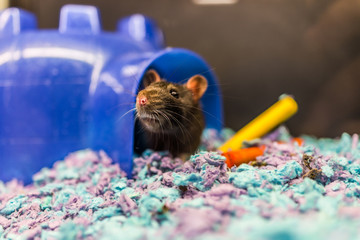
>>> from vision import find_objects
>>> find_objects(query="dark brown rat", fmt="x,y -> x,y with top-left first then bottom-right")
135,69 -> 208,158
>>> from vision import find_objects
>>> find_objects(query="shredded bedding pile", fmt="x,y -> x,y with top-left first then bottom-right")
1,127 -> 360,239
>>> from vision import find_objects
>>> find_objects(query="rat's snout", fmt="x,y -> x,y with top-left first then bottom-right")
137,92 -> 147,106
139,96 -> 147,106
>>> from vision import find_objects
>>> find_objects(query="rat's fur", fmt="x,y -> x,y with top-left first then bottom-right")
135,70 -> 207,157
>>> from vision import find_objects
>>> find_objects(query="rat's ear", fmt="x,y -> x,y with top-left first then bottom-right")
185,75 -> 208,102
143,69 -> 161,87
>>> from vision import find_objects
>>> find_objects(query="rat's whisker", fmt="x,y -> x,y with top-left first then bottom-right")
164,108 -> 203,128
117,108 -> 136,122
116,102 -> 136,106
166,112 -> 193,143
107,102 -> 136,113
163,59 -> 188,81
153,112 -> 165,143
161,102 -> 221,127
204,93 -> 244,101
187,105 -> 224,126
156,110 -> 174,130
161,103 -> 211,127
156,110 -> 172,145
166,114 -> 190,145
177,67 -> 216,85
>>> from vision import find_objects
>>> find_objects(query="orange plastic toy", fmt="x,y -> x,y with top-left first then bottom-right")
222,145 -> 266,168
222,137 -> 304,168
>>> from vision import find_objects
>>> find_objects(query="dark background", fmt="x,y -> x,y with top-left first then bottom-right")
10,0 -> 360,137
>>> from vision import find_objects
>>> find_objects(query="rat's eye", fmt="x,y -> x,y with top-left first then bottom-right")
170,89 -> 179,99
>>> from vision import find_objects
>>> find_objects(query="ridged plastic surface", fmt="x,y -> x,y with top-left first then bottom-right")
0,5 -> 223,183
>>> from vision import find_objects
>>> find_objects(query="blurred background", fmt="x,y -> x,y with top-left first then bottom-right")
4,0 -> 360,138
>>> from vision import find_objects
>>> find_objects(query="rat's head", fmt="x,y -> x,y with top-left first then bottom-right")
136,69 -> 208,133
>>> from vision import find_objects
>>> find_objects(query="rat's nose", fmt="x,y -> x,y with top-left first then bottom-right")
138,96 -> 147,106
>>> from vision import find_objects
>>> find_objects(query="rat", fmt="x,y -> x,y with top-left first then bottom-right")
135,69 -> 208,159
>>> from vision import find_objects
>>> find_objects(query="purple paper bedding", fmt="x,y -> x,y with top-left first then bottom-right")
1,128 -> 360,239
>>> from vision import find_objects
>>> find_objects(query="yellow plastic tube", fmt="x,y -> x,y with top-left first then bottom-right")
0,1 -> 8,9
218,95 -> 298,152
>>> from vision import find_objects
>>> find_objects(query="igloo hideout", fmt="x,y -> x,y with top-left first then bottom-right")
0,5 -> 223,183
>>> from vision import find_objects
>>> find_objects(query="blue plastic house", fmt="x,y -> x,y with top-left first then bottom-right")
0,5 -> 223,183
